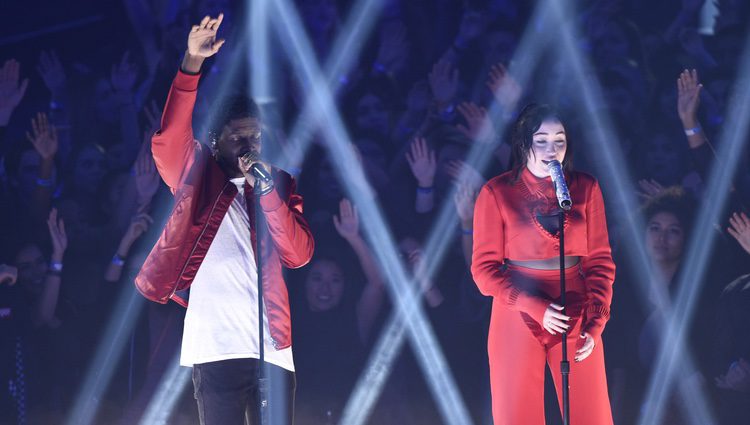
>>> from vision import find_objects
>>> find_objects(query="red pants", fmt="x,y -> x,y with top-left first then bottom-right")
488,265 -> 613,425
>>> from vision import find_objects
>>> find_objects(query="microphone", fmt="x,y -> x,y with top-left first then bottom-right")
240,151 -> 272,183
547,160 -> 572,210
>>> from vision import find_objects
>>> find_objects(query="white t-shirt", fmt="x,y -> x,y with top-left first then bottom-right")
180,178 -> 294,371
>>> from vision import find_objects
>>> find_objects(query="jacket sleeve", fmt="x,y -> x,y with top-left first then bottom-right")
259,184 -> 315,269
151,70 -> 200,191
580,179 -> 616,339
471,183 -> 550,324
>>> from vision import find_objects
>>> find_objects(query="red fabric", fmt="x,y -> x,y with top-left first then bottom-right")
471,167 -> 615,338
487,267 -> 613,425
472,167 -> 615,424
134,70 -> 314,349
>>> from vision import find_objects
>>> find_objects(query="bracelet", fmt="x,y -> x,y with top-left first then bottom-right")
684,126 -> 701,136
36,177 -> 54,187
111,254 -> 126,267
416,186 -> 434,194
49,261 -> 63,272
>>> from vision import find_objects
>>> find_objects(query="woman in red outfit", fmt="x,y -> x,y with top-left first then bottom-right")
471,104 -> 615,425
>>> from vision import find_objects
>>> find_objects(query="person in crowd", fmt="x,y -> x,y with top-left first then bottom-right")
471,103 -> 615,424
134,13 -> 314,425
293,198 -> 386,424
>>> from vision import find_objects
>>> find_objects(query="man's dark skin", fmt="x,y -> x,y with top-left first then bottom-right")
181,13 -> 272,191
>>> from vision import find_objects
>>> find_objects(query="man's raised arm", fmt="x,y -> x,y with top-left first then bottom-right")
152,14 -> 225,190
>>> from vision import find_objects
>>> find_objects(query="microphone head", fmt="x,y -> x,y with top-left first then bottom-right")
546,159 -> 562,170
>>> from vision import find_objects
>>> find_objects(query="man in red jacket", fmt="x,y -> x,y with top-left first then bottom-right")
135,13 -> 314,425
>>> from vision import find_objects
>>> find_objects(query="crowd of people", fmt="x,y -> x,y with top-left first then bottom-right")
1,0 -> 750,424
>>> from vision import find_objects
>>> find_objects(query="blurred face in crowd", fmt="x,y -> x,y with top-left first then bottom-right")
14,244 -> 47,294
356,93 -> 390,137
74,145 -> 107,196
305,259 -> 345,312
645,212 -> 685,264
216,117 -> 262,178
526,119 -> 567,178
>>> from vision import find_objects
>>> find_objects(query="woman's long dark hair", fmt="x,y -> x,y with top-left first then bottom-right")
510,103 -> 574,182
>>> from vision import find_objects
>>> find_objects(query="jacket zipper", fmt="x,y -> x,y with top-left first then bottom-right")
169,182 -> 230,301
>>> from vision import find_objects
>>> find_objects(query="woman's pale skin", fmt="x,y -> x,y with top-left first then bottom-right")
506,119 -> 594,361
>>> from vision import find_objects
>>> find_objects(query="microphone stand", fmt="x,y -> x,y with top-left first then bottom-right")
254,182 -> 269,425
558,208 -> 570,425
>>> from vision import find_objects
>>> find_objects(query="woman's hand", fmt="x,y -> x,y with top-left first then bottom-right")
728,212 -> 750,255
26,112 -> 58,160
333,198 -> 360,243
575,332 -> 596,362
456,102 -> 496,144
47,208 -> 67,263
542,302 -> 570,335
486,63 -> 522,112
677,69 -> 702,128
406,137 -> 436,188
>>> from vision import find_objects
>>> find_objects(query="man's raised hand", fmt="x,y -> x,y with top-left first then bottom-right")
187,14 -> 225,59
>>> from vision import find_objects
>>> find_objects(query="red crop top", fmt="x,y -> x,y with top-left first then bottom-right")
471,166 -> 615,338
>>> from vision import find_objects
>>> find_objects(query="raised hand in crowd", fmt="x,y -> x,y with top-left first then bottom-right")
406,137 -> 436,188
374,20 -> 409,78
183,13 -> 226,73
333,198 -> 386,343
0,59 -> 29,126
486,63 -> 522,113
727,212 -> 750,256
428,60 -> 459,109
105,212 -> 153,283
134,132 -> 161,210
26,112 -> 58,219
37,50 -> 67,99
48,208 -> 67,264
333,197 -> 360,244
636,179 -> 666,203
456,102 -> 497,144
34,208 -> 67,327
26,112 -> 58,161
445,159 -> 484,192
406,137 -> 436,214
0,264 -> 18,286
677,69 -> 707,149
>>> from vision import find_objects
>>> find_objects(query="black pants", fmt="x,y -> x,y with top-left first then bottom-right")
192,358 -> 296,425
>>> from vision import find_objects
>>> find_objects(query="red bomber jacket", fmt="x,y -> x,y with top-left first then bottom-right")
471,166 -> 615,339
134,70 -> 314,349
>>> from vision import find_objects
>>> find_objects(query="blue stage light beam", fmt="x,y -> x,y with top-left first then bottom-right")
267,1 -> 473,423
545,1 -> 718,424
638,25 -> 750,425
65,284 -> 146,425
271,0 -> 386,170
138,351 -> 191,425
341,5 -> 556,423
